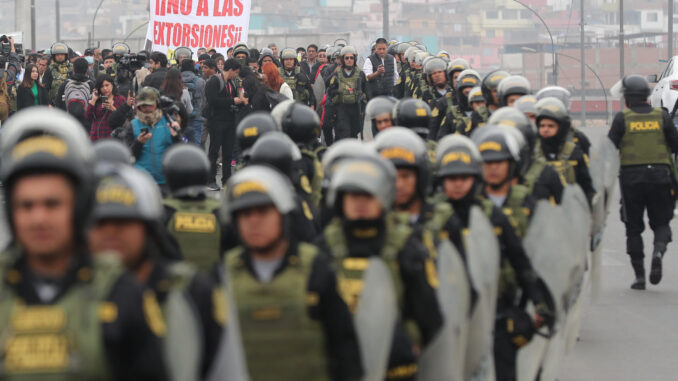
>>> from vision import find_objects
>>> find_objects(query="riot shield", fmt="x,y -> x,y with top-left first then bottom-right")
206,267 -> 250,381
463,206 -> 501,381
560,185 -> 591,352
313,73 -> 326,110
601,137 -> 620,211
164,289 -> 203,381
362,117 -> 375,141
354,257 -> 398,381
418,240 -> 470,381
518,200 -> 577,381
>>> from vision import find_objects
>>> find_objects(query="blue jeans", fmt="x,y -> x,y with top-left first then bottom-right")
186,118 -> 204,145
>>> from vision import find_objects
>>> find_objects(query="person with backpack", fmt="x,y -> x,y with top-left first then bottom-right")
180,59 -> 205,145
56,58 -> 93,128
16,63 -> 48,111
86,74 -> 127,141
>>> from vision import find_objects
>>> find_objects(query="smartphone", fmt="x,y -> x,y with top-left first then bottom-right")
101,95 -> 108,103
140,127 -> 149,134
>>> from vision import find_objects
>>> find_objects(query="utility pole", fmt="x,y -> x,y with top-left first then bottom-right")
670,0 -> 674,59
620,0 -> 625,78
56,0 -> 61,42
581,0 -> 586,127
382,0 -> 389,39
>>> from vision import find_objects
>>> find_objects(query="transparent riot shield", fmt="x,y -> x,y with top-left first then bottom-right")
206,266 -> 250,381
463,206 -> 501,381
164,289 -> 203,381
313,74 -> 325,111
418,240 -> 470,381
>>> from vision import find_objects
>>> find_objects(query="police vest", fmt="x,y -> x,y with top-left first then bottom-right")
280,67 -> 310,104
475,105 -> 490,124
441,92 -> 470,135
523,159 -> 547,194
477,199 -> 518,309
48,62 -> 72,104
226,243 -> 329,381
500,185 -> 531,240
331,68 -> 363,105
534,140 -> 577,185
0,253 -> 122,380
619,108 -> 674,168
300,148 -> 325,209
164,197 -> 222,272
366,53 -> 395,98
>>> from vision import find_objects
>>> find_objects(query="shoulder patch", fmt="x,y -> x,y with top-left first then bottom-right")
143,290 -> 167,337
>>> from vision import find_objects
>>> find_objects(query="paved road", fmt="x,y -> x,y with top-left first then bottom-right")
557,125 -> 678,380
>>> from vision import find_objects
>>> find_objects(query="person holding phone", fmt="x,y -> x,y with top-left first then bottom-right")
364,37 -> 399,100
85,74 -> 126,141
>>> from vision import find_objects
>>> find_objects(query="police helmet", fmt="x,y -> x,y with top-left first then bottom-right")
327,156 -> 397,215
397,43 -> 412,56
456,69 -> 481,91
174,46 -> 193,60
423,57 -> 447,76
365,96 -> 397,136
236,112 -> 280,156
93,164 -> 163,223
481,70 -> 510,106
93,139 -> 131,164
487,107 -> 536,150
468,86 -> 484,105
279,102 -> 321,144
50,42 -> 69,56
112,42 -> 131,56
414,51 -> 430,67
249,131 -> 302,178
514,95 -> 538,116
536,86 -> 571,110
223,165 -> 297,224
340,46 -> 357,58
437,50 -> 451,60
280,48 -> 297,61
621,74 -> 651,99
392,98 -> 431,138
435,134 -> 482,177
476,129 -> 521,163
415,43 -> 427,52
447,58 -> 470,76
233,42 -> 249,58
497,75 -> 531,107
374,127 -> 430,198
1,107 -> 95,236
162,144 -> 211,195
322,139 -> 378,180
535,97 -> 570,131
387,43 -> 400,56
404,47 -> 420,63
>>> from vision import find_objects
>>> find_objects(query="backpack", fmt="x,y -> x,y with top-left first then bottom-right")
64,79 -> 91,114
183,74 -> 200,119
266,90 -> 288,109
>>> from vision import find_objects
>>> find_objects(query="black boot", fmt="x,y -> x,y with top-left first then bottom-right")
650,243 -> 666,285
631,260 -> 645,290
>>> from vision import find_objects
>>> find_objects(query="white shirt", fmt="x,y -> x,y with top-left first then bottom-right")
362,55 -> 399,86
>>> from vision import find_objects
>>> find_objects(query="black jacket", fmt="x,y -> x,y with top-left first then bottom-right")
608,102 -> 678,185
204,73 -> 236,123
16,83 -> 48,111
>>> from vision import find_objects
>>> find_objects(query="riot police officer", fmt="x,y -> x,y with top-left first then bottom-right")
471,69 -> 509,131
434,134 -> 554,381
318,155 -> 443,381
487,107 -> 565,204
608,75 -> 678,289
279,47 -> 316,108
162,144 -> 223,271
468,86 -> 486,115
420,57 -> 449,109
430,69 -> 480,139
93,138 -> 132,164
446,58 -> 470,98
89,163 -> 221,379
0,108 -> 166,380
219,165 -> 363,380
362,95 -> 397,140
533,97 -> 595,204
497,75 -> 531,108
536,85 -> 592,155
327,46 -> 367,140
43,42 -> 73,105
514,94 -> 538,124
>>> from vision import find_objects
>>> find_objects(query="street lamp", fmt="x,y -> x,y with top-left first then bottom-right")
88,0 -> 106,48
513,0 -> 557,85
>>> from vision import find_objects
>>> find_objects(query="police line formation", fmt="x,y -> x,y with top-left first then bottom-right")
0,35 -> 675,381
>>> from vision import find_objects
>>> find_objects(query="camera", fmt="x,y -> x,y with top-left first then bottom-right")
118,53 -> 146,72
